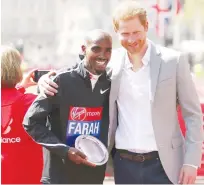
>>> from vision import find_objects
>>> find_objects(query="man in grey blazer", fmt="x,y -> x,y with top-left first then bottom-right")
107,1 -> 203,184
38,1 -> 203,184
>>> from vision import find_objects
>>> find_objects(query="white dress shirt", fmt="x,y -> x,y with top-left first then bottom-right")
115,42 -> 158,153
87,71 -> 100,90
114,42 -> 198,168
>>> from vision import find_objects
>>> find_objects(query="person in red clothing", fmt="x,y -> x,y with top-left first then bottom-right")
1,46 -> 43,184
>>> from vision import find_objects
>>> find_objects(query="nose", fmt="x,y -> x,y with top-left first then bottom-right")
99,50 -> 108,59
98,53 -> 105,59
127,34 -> 137,44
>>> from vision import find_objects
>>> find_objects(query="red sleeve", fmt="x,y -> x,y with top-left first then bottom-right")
15,84 -> 26,93
20,93 -> 37,116
15,84 -> 37,114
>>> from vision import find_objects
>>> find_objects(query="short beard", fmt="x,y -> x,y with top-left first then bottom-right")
128,39 -> 147,55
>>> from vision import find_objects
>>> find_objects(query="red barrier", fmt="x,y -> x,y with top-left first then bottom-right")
178,104 -> 204,176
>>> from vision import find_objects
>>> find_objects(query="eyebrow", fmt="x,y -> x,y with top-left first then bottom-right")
92,45 -> 100,48
91,46 -> 101,49
121,31 -> 141,34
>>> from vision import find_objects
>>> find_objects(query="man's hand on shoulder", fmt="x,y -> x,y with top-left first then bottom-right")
38,71 -> 58,96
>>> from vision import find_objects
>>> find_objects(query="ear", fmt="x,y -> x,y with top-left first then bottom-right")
144,21 -> 148,32
81,45 -> 86,54
113,26 -> 118,33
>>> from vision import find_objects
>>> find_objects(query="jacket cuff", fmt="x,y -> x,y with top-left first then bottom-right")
62,146 -> 70,159
183,164 -> 198,169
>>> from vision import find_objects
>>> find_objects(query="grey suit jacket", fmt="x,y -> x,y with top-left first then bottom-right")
107,41 -> 203,183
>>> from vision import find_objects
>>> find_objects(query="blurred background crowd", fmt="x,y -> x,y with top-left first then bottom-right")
1,0 -> 204,76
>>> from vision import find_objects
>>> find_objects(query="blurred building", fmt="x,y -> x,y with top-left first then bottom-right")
1,0 -> 164,69
1,0 -> 114,69
2,0 -> 203,69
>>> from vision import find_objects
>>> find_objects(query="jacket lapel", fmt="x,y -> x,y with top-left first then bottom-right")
149,42 -> 162,102
109,48 -> 126,101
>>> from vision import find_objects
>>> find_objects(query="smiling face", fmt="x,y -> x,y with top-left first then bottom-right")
82,33 -> 112,75
112,1 -> 148,55
117,16 -> 148,54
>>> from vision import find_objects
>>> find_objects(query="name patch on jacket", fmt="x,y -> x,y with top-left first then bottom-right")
66,107 -> 103,146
